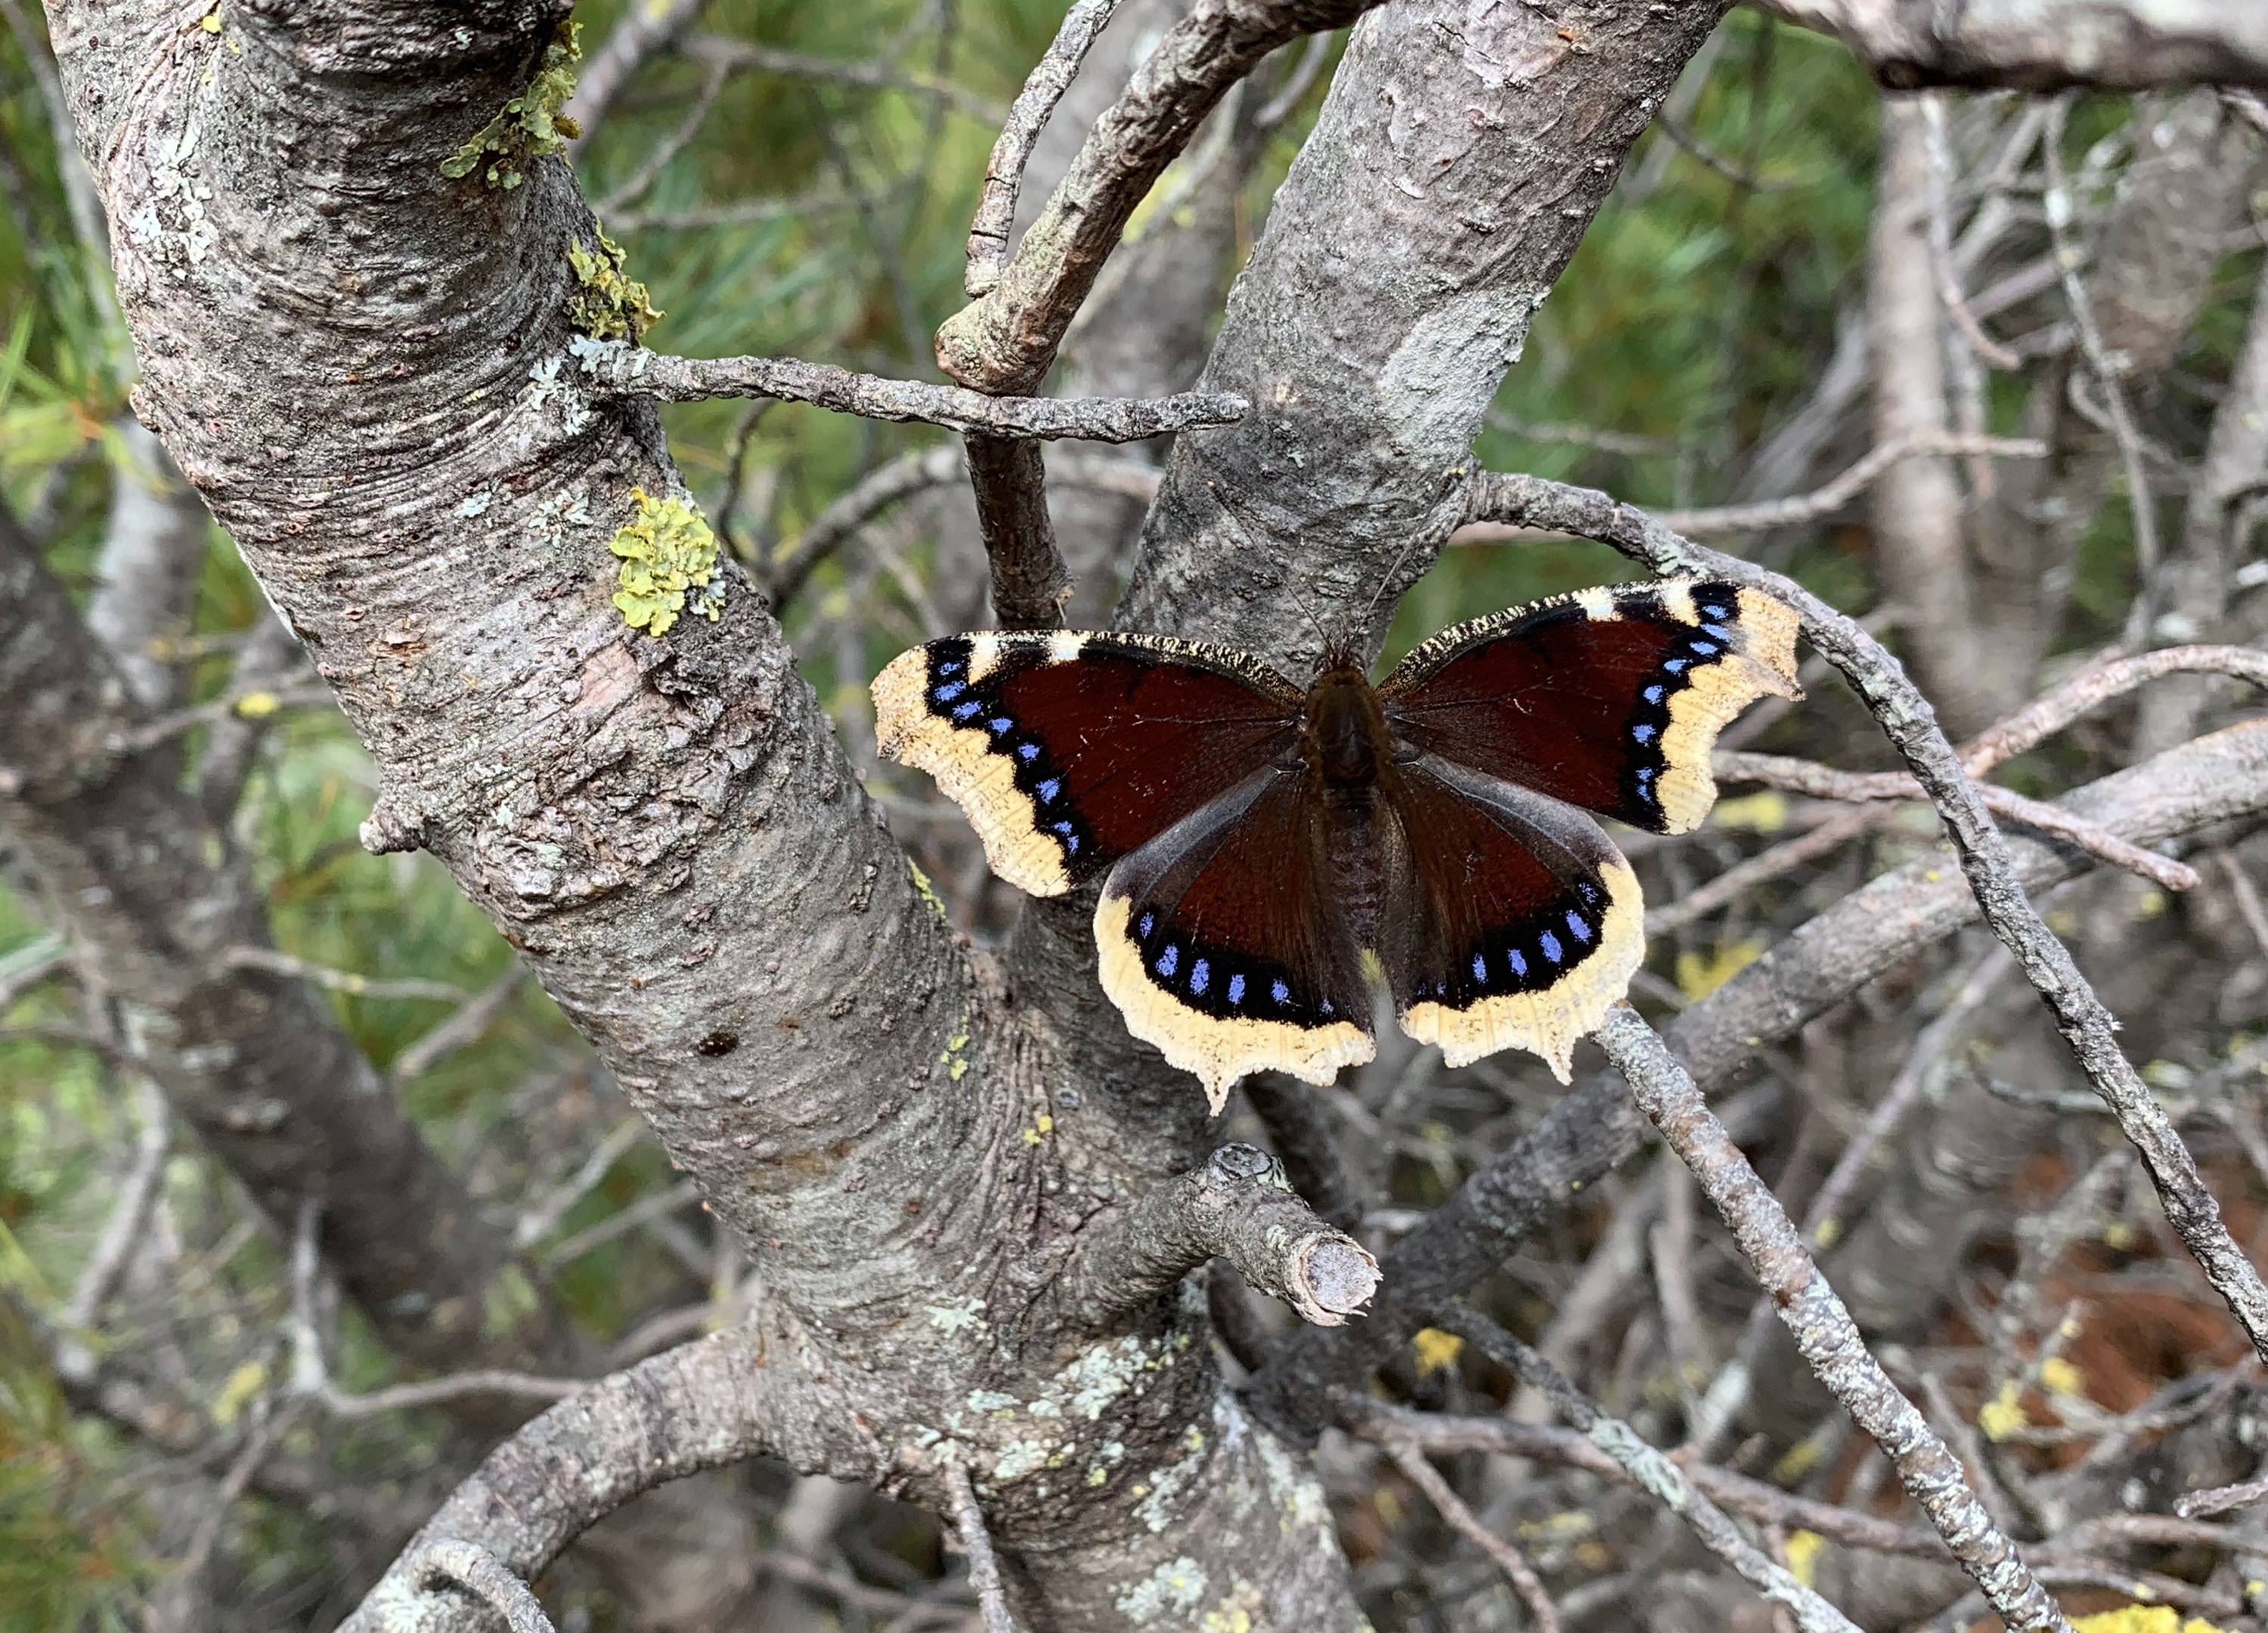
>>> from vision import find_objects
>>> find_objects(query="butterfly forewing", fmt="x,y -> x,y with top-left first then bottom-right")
1378,755 -> 1643,1083
1380,578 -> 1800,835
872,631 -> 1303,896
1095,768 -> 1374,1112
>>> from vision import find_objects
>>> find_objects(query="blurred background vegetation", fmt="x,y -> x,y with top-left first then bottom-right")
3,1 -> 2263,1627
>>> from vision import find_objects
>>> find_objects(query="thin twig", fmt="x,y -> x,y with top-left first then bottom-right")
416,1539 -> 560,1633
538,1178 -> 702,1270
222,945 -> 472,1003
1713,751 -> 2198,891
0,932 -> 70,1010
1649,435 -> 2042,537
62,1076 -> 170,1332
1647,804 -> 1894,934
103,683 -> 332,756
1960,643 -> 2268,773
563,0 -> 705,148
2040,99 -> 2161,646
964,0 -> 1122,296
290,1199 -> 582,1417
575,340 -> 1245,441
1383,1439 -> 1566,1633
2177,1473 -> 2268,1520
935,0 -> 1380,395
387,964 -> 529,1087
1469,468 -> 2268,1367
1802,945 -> 2011,1250
678,34 -> 1009,125
1426,1308 -> 1862,1633
516,1117 -> 649,1250
1597,1005 -> 2073,1633
1253,27 -> 1335,129
941,1455 -> 1017,1633
1451,433 -> 2043,544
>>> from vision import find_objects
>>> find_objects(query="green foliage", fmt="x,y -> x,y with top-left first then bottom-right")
609,488 -> 723,635
441,20 -> 584,190
0,1297 -> 153,1633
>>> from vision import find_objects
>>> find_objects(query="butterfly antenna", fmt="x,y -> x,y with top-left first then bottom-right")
1210,479 -> 1342,671
1358,530 -> 1427,648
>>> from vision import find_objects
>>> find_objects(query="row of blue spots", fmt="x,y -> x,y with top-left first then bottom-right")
1131,907 -> 1303,1015
1051,820 -> 1080,853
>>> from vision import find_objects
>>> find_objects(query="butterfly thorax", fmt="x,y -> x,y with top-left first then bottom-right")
1302,666 -> 1395,788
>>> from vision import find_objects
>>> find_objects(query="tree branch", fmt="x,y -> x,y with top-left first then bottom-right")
340,1322 -> 836,1633
414,1541 -> 559,1633
935,0 -> 1377,396
1466,468 -> 2268,1368
576,341 -> 1246,440
1598,1006 -> 2073,1633
1428,1307 -> 1864,1633
1061,1144 -> 1377,1329
1257,717 -> 2268,1436
941,1456 -> 1019,1633
1749,0 -> 2268,91
963,0 -> 1123,299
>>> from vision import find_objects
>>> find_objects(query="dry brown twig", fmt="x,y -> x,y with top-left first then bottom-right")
1426,1308 -> 1867,1633
1380,1437 -> 1566,1633
941,1456 -> 1018,1633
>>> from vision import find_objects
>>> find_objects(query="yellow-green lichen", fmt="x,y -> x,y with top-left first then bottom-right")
567,231 -> 662,344
442,20 -> 583,191
609,489 -> 723,637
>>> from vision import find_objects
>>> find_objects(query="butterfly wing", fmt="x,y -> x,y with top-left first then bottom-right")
1379,579 -> 1799,835
1379,754 -> 1643,1083
872,631 -> 1303,897
1095,767 -> 1374,1113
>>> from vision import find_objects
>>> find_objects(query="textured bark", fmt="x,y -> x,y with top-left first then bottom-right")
48,2 -> 1362,1622
1981,92 -> 2261,712
1753,0 -> 2268,91
1117,0 -> 1729,673
1868,98 -> 1989,736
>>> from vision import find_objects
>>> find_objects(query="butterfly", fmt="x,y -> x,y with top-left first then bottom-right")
872,579 -> 1799,1112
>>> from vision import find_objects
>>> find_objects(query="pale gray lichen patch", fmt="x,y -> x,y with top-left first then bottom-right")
1377,285 -> 1547,463
965,1389 -> 1020,1414
1252,1409 -> 1330,1534
993,1438 -> 1056,1482
927,1295 -> 987,1335
1114,1557 -> 1209,1622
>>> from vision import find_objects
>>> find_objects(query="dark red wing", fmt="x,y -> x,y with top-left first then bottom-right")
1095,769 -> 1373,1111
1377,755 -> 1644,1083
1378,579 -> 1799,835
873,631 -> 1302,896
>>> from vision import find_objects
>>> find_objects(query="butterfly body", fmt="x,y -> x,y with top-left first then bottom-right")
873,579 -> 1799,1111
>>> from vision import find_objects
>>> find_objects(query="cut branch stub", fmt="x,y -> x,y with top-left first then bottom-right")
1061,1142 -> 1380,1330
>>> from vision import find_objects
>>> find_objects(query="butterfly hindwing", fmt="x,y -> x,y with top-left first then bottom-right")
1378,755 -> 1644,1083
872,631 -> 1302,896
1380,578 -> 1799,835
1096,768 -> 1373,1112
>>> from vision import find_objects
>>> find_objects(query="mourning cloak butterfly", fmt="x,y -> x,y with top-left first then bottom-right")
872,579 -> 1799,1111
